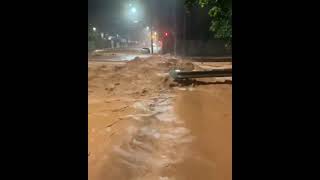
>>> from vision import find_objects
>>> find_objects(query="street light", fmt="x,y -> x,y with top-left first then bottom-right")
93,27 -> 96,32
131,7 -> 137,13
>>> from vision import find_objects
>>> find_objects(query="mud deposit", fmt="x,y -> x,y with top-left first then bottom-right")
89,56 -> 231,180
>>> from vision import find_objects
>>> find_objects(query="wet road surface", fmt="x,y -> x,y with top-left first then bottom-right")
89,54 -> 152,62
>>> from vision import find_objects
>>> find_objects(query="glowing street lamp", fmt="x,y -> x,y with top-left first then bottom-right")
93,27 -> 96,32
131,7 -> 137,13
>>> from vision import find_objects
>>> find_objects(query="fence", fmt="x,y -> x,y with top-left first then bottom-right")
176,40 -> 232,57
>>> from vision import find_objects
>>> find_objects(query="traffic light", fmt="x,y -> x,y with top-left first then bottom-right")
165,32 -> 168,37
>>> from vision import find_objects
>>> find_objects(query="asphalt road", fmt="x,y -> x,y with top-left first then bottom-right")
88,48 -> 155,62
88,54 -> 151,62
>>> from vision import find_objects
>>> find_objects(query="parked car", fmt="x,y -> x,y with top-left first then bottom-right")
141,48 -> 150,54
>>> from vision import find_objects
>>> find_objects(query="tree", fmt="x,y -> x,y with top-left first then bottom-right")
88,25 -> 99,42
185,0 -> 232,47
88,25 -> 105,51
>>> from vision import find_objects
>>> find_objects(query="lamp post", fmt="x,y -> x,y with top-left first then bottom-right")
150,2 -> 154,54
150,26 -> 153,54
126,1 -> 153,53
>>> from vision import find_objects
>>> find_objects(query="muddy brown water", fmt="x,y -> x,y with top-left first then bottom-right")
174,85 -> 232,180
89,58 -> 231,180
90,86 -> 231,180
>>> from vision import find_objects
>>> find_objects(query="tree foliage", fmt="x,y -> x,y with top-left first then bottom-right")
88,25 -> 105,51
88,25 -> 99,42
185,0 -> 232,47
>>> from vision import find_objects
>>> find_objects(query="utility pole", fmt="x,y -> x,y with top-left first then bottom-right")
150,25 -> 153,54
183,8 -> 187,57
150,1 -> 154,54
173,0 -> 177,56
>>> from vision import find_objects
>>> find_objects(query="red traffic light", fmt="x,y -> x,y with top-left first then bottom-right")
165,32 -> 168,36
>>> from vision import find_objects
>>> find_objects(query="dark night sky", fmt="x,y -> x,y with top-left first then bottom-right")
88,0 -> 120,31
88,0 -> 212,39
88,0 -> 176,31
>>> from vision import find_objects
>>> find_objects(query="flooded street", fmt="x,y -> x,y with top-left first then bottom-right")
89,56 -> 231,180
89,53 -> 152,62
174,85 -> 232,180
99,93 -> 194,180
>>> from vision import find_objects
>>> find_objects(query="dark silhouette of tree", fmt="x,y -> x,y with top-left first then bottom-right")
185,0 -> 232,47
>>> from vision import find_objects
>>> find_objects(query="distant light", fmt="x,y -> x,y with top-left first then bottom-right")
131,7 -> 136,13
133,20 -> 139,23
165,32 -> 168,36
93,27 -> 96,32
146,26 -> 150,30
154,32 -> 157,35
